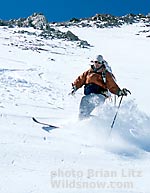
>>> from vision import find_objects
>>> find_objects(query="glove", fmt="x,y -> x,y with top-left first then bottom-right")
118,88 -> 131,97
70,84 -> 77,95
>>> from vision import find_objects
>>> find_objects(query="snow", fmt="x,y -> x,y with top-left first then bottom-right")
0,23 -> 150,193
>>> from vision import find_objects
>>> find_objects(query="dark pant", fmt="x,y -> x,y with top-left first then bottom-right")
79,93 -> 105,119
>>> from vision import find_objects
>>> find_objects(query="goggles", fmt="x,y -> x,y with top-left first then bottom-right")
91,60 -> 104,64
91,60 -> 100,64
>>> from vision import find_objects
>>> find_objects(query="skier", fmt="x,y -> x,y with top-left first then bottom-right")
71,55 -> 130,119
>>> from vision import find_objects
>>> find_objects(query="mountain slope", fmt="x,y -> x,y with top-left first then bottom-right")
0,17 -> 150,193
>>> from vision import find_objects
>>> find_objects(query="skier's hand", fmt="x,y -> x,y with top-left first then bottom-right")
70,84 -> 77,95
118,88 -> 131,97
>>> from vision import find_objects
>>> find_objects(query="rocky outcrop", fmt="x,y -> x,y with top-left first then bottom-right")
23,13 -> 48,30
0,13 -> 91,47
51,13 -> 150,28
2,13 -> 48,29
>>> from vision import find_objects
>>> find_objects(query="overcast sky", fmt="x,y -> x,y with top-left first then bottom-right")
0,0 -> 150,22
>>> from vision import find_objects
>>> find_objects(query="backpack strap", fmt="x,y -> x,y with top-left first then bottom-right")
101,70 -> 106,83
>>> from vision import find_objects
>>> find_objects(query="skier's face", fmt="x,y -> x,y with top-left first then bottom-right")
94,61 -> 102,68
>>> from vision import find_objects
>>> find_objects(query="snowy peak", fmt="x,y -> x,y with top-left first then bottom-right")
51,13 -> 150,28
1,12 -> 150,29
0,13 -> 48,30
22,13 -> 48,30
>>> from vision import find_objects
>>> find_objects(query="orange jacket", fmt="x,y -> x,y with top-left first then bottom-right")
73,67 -> 120,95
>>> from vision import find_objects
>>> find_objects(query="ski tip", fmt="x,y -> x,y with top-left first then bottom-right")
32,117 -> 38,123
32,117 -> 60,128
32,117 -> 36,121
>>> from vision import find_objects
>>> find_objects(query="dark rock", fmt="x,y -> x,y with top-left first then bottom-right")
70,18 -> 80,23
66,30 -> 79,41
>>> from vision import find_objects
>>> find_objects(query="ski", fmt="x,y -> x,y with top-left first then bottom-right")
32,117 -> 59,128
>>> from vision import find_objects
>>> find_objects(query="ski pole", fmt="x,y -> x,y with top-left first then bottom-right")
114,95 -> 116,106
109,95 -> 123,136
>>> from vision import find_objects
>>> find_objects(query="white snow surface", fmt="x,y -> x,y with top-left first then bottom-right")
0,23 -> 150,193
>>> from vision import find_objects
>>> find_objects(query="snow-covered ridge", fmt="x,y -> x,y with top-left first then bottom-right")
52,13 -> 150,29
1,13 -> 150,41
1,12 -> 150,29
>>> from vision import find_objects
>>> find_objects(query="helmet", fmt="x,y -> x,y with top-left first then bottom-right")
91,55 -> 105,64
95,55 -> 105,63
